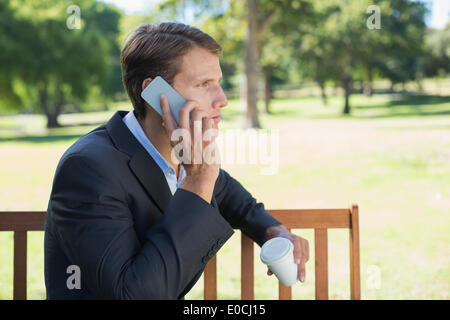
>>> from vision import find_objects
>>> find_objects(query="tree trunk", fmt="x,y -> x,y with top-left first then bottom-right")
342,75 -> 351,115
39,83 -> 63,128
263,66 -> 272,114
364,67 -> 373,96
45,111 -> 61,128
318,80 -> 327,106
244,0 -> 261,128
342,47 -> 352,115
363,84 -> 372,96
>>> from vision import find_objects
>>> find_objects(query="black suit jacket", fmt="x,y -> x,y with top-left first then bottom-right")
44,110 -> 281,299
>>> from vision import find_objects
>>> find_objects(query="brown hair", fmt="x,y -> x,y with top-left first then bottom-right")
120,22 -> 222,119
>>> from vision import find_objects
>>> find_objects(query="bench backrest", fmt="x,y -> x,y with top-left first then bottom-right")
204,205 -> 360,300
0,205 -> 360,300
0,211 -> 46,300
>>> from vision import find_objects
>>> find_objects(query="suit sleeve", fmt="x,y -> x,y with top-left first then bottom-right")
48,154 -> 234,299
214,169 -> 282,247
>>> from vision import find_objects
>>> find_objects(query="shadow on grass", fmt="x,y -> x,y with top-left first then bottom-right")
57,121 -> 106,128
355,94 -> 450,109
353,94 -> 450,118
354,109 -> 450,119
389,94 -> 450,106
0,121 -> 106,144
270,93 -> 450,120
0,134 -> 83,144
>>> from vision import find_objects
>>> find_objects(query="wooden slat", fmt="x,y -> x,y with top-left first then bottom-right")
278,283 -> 292,300
13,231 -> 27,300
204,255 -> 217,300
0,212 -> 45,231
314,228 -> 328,300
349,204 -> 361,300
278,228 -> 292,300
241,234 -> 254,299
268,209 -> 350,229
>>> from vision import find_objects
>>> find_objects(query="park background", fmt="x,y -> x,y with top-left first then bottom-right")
0,0 -> 449,299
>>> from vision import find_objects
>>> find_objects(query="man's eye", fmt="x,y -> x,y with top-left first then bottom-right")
200,81 -> 210,87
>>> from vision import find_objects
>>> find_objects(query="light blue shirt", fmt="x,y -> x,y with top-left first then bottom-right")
122,110 -> 186,195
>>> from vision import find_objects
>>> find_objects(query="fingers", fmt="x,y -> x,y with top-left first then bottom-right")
160,94 -> 178,133
298,260 -> 306,283
190,108 -> 212,132
162,96 -> 219,166
293,237 -> 302,265
180,104 -> 218,152
303,238 -> 310,263
301,238 -> 310,282
201,116 -> 216,143
178,100 -> 216,130
165,96 -> 215,137
292,237 -> 305,282
292,236 -> 309,283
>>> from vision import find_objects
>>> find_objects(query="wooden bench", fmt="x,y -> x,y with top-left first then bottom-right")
0,205 -> 360,300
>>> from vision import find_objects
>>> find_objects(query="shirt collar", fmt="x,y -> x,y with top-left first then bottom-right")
122,110 -> 175,175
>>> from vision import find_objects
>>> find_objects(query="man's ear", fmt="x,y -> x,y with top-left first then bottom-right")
142,77 -> 153,91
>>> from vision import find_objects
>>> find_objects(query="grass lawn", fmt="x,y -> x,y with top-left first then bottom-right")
0,92 -> 449,299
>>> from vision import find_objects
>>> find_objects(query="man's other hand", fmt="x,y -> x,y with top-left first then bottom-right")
264,225 -> 310,283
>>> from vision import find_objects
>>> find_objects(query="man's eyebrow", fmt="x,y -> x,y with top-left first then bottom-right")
195,76 -> 223,82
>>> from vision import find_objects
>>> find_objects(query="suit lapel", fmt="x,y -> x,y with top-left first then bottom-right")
129,147 -> 172,213
106,111 -> 172,213
211,194 -> 219,209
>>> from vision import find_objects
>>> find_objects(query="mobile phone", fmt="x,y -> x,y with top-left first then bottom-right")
140,76 -> 186,125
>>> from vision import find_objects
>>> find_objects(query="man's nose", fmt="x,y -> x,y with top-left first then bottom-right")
213,86 -> 228,109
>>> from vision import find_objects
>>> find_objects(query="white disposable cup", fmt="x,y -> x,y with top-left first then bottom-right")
260,237 -> 298,286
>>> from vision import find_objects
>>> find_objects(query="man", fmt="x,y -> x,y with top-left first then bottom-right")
44,22 -> 309,299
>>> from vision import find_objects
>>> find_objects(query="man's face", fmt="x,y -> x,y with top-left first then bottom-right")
171,46 -> 228,125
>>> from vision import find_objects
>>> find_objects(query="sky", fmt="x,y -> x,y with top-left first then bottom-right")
102,0 -> 449,30
102,0 -> 161,14
421,0 -> 450,29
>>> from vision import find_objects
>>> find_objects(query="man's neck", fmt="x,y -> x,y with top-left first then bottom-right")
137,112 -> 179,178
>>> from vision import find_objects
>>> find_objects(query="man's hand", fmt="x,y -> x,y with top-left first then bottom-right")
160,94 -> 220,203
264,225 -> 310,283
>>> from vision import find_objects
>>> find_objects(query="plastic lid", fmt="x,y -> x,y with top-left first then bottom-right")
260,237 -> 293,264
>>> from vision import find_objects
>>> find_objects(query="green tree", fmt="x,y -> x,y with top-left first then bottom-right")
242,0 -> 314,127
374,0 -> 428,90
158,0 -> 313,128
201,1 -> 246,92
293,0 -> 428,114
0,0 -> 122,127
421,22 -> 450,78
